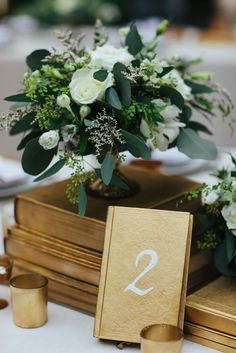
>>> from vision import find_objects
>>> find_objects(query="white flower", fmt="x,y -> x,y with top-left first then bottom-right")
96,3 -> 121,23
61,125 -> 77,143
163,69 -> 192,100
57,94 -> 71,109
80,105 -> 91,120
140,100 -> 184,151
152,99 -> 181,119
89,43 -> 133,71
69,68 -> 113,105
221,203 -> 236,233
141,58 -> 163,75
39,130 -> 60,150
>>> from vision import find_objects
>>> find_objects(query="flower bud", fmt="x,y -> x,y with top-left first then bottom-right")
232,185 -> 236,203
57,94 -> 71,109
80,105 -> 91,120
156,20 -> 169,36
190,71 -> 212,81
52,68 -> 64,79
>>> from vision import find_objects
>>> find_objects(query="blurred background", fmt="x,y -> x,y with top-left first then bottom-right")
0,0 -> 236,158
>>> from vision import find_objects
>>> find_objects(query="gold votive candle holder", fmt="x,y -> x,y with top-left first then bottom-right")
10,274 -> 48,328
140,324 -> 183,353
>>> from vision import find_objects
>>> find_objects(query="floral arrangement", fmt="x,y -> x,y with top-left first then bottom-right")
182,155 -> 236,277
0,20 -> 233,215
10,0 -> 121,25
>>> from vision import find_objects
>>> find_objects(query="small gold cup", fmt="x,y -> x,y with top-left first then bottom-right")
140,324 -> 183,353
10,274 -> 48,328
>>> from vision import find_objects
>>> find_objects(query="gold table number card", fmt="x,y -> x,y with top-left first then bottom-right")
94,206 -> 193,343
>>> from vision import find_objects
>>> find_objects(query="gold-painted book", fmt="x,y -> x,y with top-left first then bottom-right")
15,165 -> 200,252
186,276 -> 236,336
94,206 -> 193,343
12,261 -> 97,314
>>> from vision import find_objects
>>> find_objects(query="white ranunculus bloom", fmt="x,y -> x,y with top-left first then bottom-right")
39,130 -> 60,150
221,203 -> 236,232
61,124 -> 77,143
163,69 -> 192,100
69,68 -> 113,105
89,44 -> 133,71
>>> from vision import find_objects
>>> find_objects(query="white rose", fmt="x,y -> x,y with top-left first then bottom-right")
89,43 -> 133,71
61,124 -> 77,143
221,203 -> 236,232
39,130 -> 60,150
163,69 -> 192,100
69,68 -> 113,105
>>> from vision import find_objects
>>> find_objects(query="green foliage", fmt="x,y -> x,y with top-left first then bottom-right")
185,80 -> 215,94
10,113 -> 35,135
113,63 -> 131,107
177,128 -> 217,160
125,23 -> 143,55
5,93 -> 32,102
22,138 -> 55,175
159,86 -> 185,110
26,49 -> 50,71
93,70 -> 108,81
34,158 -> 65,182
106,87 -> 122,110
101,153 -> 116,185
78,184 -> 87,217
122,130 -> 151,159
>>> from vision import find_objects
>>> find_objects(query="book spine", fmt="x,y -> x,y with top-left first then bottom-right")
13,265 -> 97,306
15,196 -> 105,252
6,237 -> 100,286
93,206 -> 115,338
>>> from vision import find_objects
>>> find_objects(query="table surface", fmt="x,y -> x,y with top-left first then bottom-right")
1,148 -> 236,353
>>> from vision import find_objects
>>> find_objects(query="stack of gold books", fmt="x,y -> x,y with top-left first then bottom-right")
5,165 -> 217,313
185,276 -> 236,353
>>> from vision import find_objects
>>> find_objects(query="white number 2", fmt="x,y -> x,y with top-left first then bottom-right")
124,249 -> 158,296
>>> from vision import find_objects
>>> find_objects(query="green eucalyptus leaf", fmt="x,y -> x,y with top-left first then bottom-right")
34,159 -> 65,182
17,130 -> 41,150
5,93 -> 32,102
231,171 -> 236,177
95,168 -> 129,190
113,62 -> 131,107
177,128 -> 217,160
122,130 -> 151,159
106,87 -> 122,110
159,86 -> 185,110
226,230 -> 236,263
110,174 -> 129,190
26,49 -> 50,71
10,113 -> 35,135
101,153 -> 116,185
188,121 -> 212,135
78,184 -> 87,217
84,119 -> 93,127
159,66 -> 174,77
214,241 -> 236,277
93,70 -> 108,82
125,23 -> 143,55
79,133 -> 88,154
179,105 -> 192,124
22,138 -> 55,176
185,80 -> 215,94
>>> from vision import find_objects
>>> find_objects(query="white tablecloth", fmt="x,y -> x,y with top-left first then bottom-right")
1,148 -> 236,353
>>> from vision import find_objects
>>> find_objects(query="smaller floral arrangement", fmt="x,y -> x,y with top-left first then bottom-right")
0,20 -> 233,215
182,155 -> 236,277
